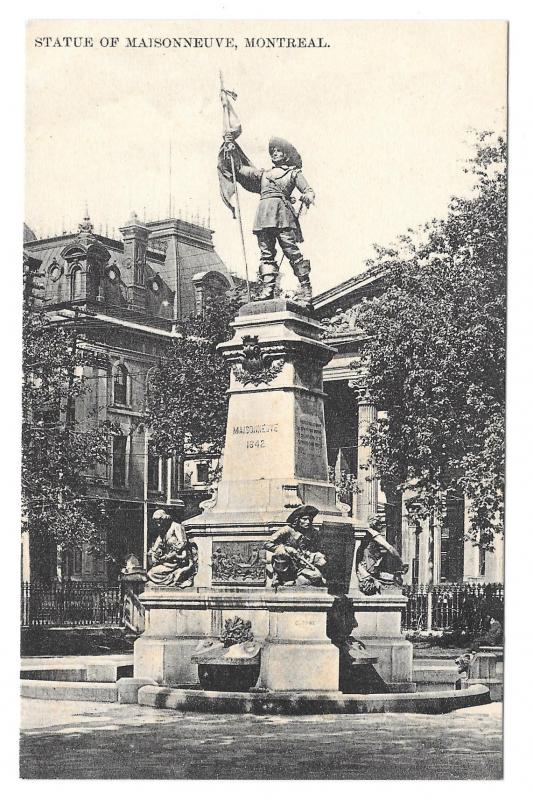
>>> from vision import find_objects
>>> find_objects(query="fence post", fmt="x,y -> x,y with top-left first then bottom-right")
426,588 -> 433,633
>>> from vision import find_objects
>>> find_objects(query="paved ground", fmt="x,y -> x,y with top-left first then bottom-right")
20,698 -> 503,780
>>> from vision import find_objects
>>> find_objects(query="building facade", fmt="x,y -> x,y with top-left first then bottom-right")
23,212 -> 233,583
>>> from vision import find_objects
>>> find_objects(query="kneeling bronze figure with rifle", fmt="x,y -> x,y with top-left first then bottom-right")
265,505 -> 327,587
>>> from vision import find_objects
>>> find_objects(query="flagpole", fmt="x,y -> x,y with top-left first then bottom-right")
220,71 -> 251,304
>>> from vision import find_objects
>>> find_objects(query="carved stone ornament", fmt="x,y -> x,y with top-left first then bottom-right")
48,259 -> 63,282
282,483 -> 303,509
348,379 -> 371,405
233,335 -> 284,386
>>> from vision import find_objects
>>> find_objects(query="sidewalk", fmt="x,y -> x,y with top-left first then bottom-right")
20,697 -> 503,780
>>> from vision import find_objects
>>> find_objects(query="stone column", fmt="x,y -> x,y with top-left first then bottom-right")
433,520 -> 442,585
417,518 -> 431,585
463,538 -> 480,580
462,497 -> 480,580
352,385 -> 378,525
21,530 -> 31,582
486,534 -> 504,583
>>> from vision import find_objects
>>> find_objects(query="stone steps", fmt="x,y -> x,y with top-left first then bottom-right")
21,679 -> 118,703
21,656 -> 133,684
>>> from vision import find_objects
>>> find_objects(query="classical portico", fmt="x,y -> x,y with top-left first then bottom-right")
315,272 -> 503,586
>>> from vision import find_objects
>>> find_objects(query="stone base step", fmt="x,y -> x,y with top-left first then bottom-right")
413,665 -> 459,684
21,679 -> 117,702
21,661 -> 133,683
137,683 -> 491,715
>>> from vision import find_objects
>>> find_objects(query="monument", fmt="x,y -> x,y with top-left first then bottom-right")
133,86 -> 413,696
133,298 -> 413,693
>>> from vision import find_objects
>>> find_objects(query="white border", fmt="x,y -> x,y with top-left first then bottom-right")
5,1 -> 533,796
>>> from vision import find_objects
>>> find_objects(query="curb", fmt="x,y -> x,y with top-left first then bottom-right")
137,684 -> 491,715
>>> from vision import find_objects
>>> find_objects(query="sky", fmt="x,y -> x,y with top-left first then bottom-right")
25,20 -> 507,295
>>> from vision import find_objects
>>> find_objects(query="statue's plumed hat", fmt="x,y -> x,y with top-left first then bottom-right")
269,137 -> 302,169
286,504 -> 319,525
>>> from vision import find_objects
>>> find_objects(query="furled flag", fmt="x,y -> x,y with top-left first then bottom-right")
220,87 -> 241,139
217,86 -> 253,218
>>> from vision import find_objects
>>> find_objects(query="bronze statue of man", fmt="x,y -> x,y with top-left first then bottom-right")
223,135 -> 315,303
265,505 -> 326,587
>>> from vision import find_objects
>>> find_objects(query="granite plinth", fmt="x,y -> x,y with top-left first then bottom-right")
259,588 -> 338,691
237,298 -> 317,318
346,591 -> 413,684
133,586 -> 339,691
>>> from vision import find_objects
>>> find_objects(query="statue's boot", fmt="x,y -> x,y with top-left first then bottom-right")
293,260 -> 312,303
258,265 -> 278,300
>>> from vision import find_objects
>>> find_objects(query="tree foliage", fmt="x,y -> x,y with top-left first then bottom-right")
329,132 -> 506,547
22,308 -> 116,565
146,291 -> 243,458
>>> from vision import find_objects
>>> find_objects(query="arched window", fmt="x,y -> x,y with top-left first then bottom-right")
70,266 -> 83,301
113,364 -> 129,406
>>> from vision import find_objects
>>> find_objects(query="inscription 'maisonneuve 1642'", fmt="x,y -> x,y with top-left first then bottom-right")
231,421 -> 280,451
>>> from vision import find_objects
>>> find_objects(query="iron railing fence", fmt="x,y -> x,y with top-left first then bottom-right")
21,580 -> 504,633
21,580 -> 123,627
401,582 -> 504,633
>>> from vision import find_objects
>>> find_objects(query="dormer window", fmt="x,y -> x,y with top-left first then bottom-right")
70,265 -> 83,301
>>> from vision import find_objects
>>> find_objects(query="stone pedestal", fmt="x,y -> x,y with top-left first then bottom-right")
260,589 -> 338,691
134,588 -> 214,685
184,299 -> 363,595
133,586 -> 338,691
349,591 -> 413,685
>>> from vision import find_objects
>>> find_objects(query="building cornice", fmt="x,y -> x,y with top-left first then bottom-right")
313,267 -> 387,311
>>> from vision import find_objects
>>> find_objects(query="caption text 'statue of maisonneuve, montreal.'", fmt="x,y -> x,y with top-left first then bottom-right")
33,36 -> 331,49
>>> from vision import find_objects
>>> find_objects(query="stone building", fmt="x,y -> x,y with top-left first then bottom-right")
23,212 -> 233,583
315,270 -> 504,586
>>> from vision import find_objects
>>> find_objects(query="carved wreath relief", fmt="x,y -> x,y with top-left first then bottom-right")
233,335 -> 284,386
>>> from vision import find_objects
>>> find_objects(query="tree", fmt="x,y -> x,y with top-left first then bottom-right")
22,307 -> 116,579
328,132 -> 506,552
146,290 -> 243,461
